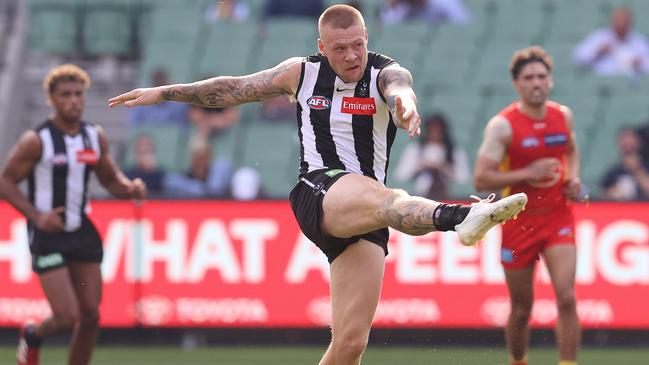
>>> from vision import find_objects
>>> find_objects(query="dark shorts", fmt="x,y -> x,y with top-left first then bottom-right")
28,216 -> 103,273
289,168 -> 389,263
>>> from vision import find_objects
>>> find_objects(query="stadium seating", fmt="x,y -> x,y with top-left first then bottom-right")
28,0 -> 78,54
82,0 -> 132,56
26,0 -> 649,198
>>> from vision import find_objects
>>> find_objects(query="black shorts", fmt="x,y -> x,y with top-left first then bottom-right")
289,168 -> 389,263
28,216 -> 103,273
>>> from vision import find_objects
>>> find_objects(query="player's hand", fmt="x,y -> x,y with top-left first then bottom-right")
525,157 -> 561,182
394,95 -> 421,138
128,178 -> 147,200
108,87 -> 164,108
35,207 -> 65,233
564,177 -> 582,201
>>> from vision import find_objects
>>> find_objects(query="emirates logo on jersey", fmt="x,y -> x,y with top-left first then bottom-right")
307,96 -> 331,110
77,149 -> 98,165
341,97 -> 376,115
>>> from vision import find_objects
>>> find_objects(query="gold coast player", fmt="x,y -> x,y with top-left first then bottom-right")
109,5 -> 527,364
474,46 -> 582,365
0,64 -> 146,365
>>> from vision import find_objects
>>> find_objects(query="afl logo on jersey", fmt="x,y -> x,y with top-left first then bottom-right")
52,153 -> 68,166
307,96 -> 331,110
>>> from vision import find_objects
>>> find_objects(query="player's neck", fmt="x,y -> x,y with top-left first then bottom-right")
517,101 -> 547,121
51,114 -> 81,135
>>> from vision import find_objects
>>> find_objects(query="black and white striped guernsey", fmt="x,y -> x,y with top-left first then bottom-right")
295,52 -> 397,184
28,120 -> 101,232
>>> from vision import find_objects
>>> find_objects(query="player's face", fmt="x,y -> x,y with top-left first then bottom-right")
49,81 -> 85,123
513,62 -> 552,107
318,23 -> 368,83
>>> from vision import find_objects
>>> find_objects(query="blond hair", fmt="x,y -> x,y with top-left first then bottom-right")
318,4 -> 364,36
42,64 -> 91,94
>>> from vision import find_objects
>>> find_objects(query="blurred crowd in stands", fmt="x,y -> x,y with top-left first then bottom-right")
49,0 -> 649,201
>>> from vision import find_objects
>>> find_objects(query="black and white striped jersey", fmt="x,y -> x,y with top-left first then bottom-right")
28,120 -> 101,232
295,52 -> 397,184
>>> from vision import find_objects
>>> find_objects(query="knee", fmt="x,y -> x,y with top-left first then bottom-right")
332,332 -> 369,360
510,301 -> 533,325
53,311 -> 80,331
79,307 -> 100,328
556,292 -> 576,313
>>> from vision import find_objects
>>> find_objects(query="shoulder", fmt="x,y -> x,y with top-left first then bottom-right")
18,129 -> 43,148
485,114 -> 512,138
486,114 -> 511,128
273,57 -> 307,96
306,53 -> 325,64
552,102 -> 574,125
630,31 -> 649,44
12,129 -> 43,161
495,103 -> 518,121
369,52 -> 397,69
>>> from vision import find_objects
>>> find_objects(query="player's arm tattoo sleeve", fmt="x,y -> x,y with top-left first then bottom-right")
160,59 -> 299,108
477,116 -> 510,163
378,66 -> 415,126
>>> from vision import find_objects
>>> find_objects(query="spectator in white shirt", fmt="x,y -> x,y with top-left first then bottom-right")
573,7 -> 649,76
379,0 -> 471,26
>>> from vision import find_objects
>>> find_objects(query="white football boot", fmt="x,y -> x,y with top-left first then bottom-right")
455,192 -> 528,246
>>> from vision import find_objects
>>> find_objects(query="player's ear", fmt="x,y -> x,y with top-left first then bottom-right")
317,38 -> 325,56
549,78 -> 554,90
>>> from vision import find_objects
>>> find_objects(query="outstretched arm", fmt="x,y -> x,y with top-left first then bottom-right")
108,58 -> 303,109
378,64 -> 420,137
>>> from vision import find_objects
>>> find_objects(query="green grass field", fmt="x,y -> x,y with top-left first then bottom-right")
3,346 -> 649,365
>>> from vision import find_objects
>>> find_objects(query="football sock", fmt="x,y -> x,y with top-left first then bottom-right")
432,203 -> 470,231
24,324 -> 42,348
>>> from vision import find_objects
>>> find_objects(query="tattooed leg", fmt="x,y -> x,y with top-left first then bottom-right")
378,190 -> 440,236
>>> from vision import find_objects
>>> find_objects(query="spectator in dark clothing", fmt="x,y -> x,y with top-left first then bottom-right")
262,0 -> 324,19
638,122 -> 649,162
260,96 -> 294,123
600,127 -> 649,200
188,104 -> 240,138
124,134 -> 166,196
163,135 -> 232,198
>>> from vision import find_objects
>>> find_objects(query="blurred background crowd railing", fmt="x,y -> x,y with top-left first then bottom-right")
2,0 -> 649,201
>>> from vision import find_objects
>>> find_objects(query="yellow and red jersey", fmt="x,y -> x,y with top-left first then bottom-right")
499,100 -> 572,211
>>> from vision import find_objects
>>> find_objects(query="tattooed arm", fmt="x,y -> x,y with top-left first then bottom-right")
377,64 -> 420,137
108,57 -> 303,108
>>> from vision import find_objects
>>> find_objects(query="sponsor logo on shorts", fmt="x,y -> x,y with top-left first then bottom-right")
558,227 -> 572,236
501,248 -> 514,263
341,97 -> 376,115
307,96 -> 331,110
325,169 -> 345,177
521,137 -> 540,148
36,253 -> 64,269
544,133 -> 568,146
